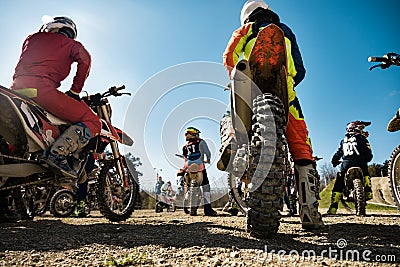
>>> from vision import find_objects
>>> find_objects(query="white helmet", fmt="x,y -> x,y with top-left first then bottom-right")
39,16 -> 77,39
240,0 -> 270,25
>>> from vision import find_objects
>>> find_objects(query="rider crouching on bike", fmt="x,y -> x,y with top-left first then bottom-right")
327,121 -> 373,215
182,127 -> 217,216
10,16 -> 101,178
223,0 -> 323,229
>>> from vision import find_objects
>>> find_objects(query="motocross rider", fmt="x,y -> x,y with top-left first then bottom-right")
327,121 -> 373,215
182,127 -> 217,216
155,176 -> 165,202
222,0 -> 323,229
160,181 -> 173,204
10,16 -> 101,178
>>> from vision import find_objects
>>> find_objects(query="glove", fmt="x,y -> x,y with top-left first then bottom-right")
65,90 -> 80,101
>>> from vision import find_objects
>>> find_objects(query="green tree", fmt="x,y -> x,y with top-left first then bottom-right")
368,163 -> 383,177
381,160 -> 389,177
318,162 -> 337,190
125,152 -> 143,208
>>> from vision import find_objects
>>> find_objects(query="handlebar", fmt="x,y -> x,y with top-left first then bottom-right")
103,85 -> 130,98
368,52 -> 400,70
82,85 -> 131,106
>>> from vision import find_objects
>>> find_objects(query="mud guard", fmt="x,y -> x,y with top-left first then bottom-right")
248,24 -> 289,118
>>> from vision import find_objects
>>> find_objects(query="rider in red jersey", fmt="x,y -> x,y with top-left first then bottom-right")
11,16 -> 101,178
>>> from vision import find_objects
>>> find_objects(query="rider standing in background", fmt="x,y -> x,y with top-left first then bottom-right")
223,0 -> 323,229
182,127 -> 217,216
10,16 -> 101,178
155,176 -> 164,202
327,121 -> 373,215
160,181 -> 173,203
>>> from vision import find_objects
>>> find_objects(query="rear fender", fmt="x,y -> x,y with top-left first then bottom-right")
0,90 -> 28,154
345,167 -> 364,186
0,86 -> 63,153
186,163 -> 204,186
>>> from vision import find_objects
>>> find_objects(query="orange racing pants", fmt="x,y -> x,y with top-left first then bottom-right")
286,97 -> 314,163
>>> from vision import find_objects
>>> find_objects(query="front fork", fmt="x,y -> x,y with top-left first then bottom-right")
101,105 -> 128,188
109,141 -> 128,187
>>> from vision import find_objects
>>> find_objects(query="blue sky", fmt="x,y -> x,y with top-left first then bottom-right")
0,1 -> 399,191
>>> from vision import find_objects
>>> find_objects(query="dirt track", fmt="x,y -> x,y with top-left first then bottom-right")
0,207 -> 399,266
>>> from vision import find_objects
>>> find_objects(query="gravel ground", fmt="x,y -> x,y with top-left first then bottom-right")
0,208 -> 399,266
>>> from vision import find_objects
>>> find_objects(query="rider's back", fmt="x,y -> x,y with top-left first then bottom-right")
12,32 -> 90,92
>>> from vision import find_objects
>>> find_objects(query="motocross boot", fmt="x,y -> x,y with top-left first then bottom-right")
75,200 -> 88,218
327,192 -> 342,215
42,123 -> 91,178
227,202 -> 239,216
295,163 -> 324,229
364,176 -> 373,201
203,188 -> 217,216
387,108 -> 400,132
283,193 -> 291,215
222,199 -> 232,212
288,194 -> 298,216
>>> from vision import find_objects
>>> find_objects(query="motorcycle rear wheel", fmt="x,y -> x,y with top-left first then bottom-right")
388,145 -> 400,211
50,189 -> 76,217
340,179 -> 366,216
96,157 -> 139,222
155,201 -> 163,213
246,93 -> 288,239
11,188 -> 34,220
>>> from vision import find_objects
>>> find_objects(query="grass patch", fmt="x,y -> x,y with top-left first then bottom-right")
319,180 -> 335,208
366,203 -> 398,211
320,179 -> 399,212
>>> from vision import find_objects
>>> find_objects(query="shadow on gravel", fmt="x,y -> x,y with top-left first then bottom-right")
0,214 -> 399,263
0,219 -> 262,252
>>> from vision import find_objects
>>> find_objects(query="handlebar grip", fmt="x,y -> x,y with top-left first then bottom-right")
116,85 -> 125,91
368,56 -> 386,62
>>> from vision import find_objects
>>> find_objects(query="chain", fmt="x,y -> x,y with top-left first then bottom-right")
0,177 -> 54,191
0,152 -> 37,163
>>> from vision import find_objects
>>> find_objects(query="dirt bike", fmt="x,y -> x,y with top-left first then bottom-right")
20,184 -> 68,219
155,192 -> 176,213
369,52 -> 400,211
339,166 -> 367,216
176,154 -> 205,216
5,183 -> 61,220
0,84 -> 139,222
217,24 -> 291,237
50,162 -> 100,217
